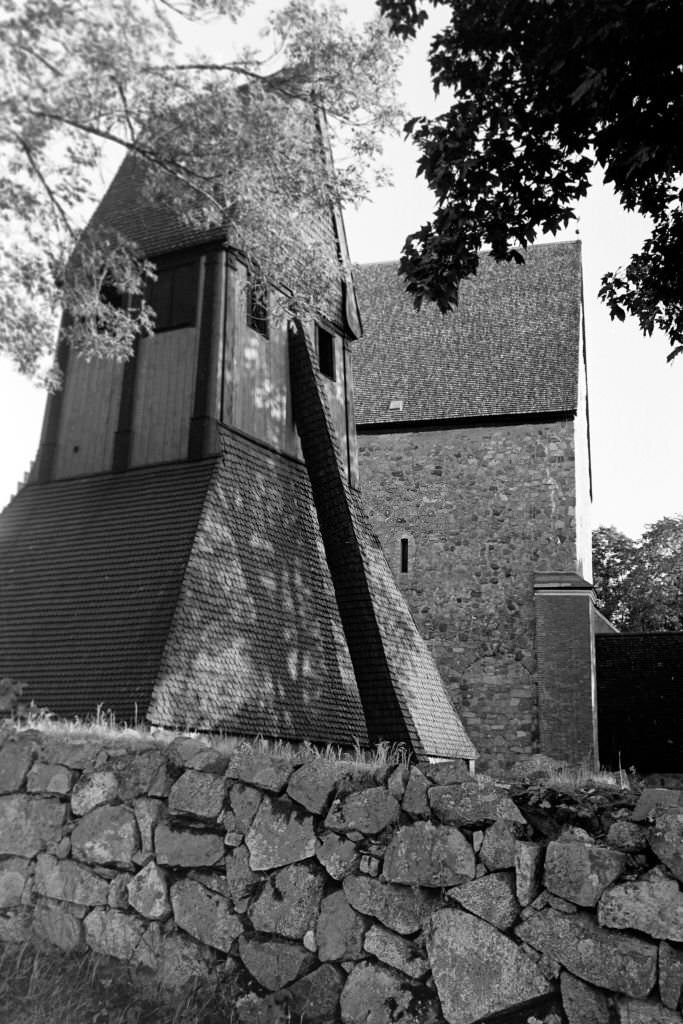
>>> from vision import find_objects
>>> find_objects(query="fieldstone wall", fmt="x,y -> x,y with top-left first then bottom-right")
1,728 -> 682,1024
357,419 -> 584,771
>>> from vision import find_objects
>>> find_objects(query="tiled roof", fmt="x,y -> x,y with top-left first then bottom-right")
0,460 -> 215,720
0,433 -> 369,745
149,426 -> 368,746
352,241 -> 583,425
88,155 -> 227,258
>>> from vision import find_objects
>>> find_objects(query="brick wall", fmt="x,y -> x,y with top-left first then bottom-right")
534,574 -> 598,767
357,418 -> 581,771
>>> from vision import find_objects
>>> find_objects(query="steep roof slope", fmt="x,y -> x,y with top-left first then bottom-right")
352,241 -> 583,425
149,426 -> 368,746
0,402 -> 470,753
0,442 -> 367,744
0,460 -> 214,718
289,323 -> 476,760
88,154 -> 228,259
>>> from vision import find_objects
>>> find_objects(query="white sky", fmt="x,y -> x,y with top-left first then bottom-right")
1,1 -> 681,537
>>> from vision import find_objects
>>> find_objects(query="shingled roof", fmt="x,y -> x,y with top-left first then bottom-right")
89,154 -> 228,259
0,460 -> 214,719
352,241 -> 583,425
289,323 -> 476,761
0,437 -> 368,745
149,426 -> 369,747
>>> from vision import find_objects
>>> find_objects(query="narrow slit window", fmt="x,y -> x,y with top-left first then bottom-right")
400,538 -> 409,574
317,325 -> 335,380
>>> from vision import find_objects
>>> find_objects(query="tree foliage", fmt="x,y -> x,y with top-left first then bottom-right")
593,517 -> 683,632
1,0 -> 403,382
378,0 -> 683,363
592,526 -> 638,630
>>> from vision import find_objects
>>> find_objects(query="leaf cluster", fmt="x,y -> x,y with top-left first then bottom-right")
592,516 -> 683,632
1,0 -> 404,379
378,0 -> 683,361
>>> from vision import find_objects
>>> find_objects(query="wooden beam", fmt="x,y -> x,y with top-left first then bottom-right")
189,248 -> 226,460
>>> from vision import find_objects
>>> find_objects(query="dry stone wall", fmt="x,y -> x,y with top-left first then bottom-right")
1,728 -> 682,1024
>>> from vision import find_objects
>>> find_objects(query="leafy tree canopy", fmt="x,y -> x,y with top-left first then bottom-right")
1,0 -> 403,383
378,0 -> 683,363
593,516 -> 683,632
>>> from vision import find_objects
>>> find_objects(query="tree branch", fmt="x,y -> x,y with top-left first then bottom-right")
15,43 -> 63,78
15,135 -> 76,239
113,78 -> 138,145
153,0 -> 229,24
28,106 -> 224,213
141,60 -> 270,84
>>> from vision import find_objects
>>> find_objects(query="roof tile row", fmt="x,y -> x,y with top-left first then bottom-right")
352,242 -> 583,425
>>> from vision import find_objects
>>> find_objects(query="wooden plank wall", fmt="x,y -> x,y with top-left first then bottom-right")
227,262 -> 300,459
224,260 -> 351,474
54,354 -> 125,479
130,327 -> 198,467
52,261 -> 351,478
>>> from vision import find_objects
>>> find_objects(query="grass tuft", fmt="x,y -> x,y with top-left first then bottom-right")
5,704 -> 411,773
0,943 -> 238,1024
538,763 -> 633,792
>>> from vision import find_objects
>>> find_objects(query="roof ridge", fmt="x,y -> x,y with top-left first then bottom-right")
355,238 -> 582,271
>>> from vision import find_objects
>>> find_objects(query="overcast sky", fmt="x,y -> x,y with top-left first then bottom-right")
1,2 -> 681,537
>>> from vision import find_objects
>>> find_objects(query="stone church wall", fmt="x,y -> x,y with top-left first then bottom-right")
357,418 -> 582,771
1,727 -> 682,1024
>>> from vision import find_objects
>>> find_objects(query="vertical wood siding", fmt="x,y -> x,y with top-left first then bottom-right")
130,327 -> 198,467
226,261 -> 300,459
54,354 -> 125,479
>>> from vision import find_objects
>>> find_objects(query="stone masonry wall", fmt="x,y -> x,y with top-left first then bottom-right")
357,419 -> 580,771
2,727 -> 683,1023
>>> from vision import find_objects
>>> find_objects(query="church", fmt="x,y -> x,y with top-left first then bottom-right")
0,154 -> 475,765
0,147 -> 604,770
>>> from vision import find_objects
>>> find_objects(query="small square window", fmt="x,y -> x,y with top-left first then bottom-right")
317,326 -> 335,380
389,398 -> 404,412
247,275 -> 269,338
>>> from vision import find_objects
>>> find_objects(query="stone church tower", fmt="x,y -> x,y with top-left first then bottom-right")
353,243 -> 597,771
